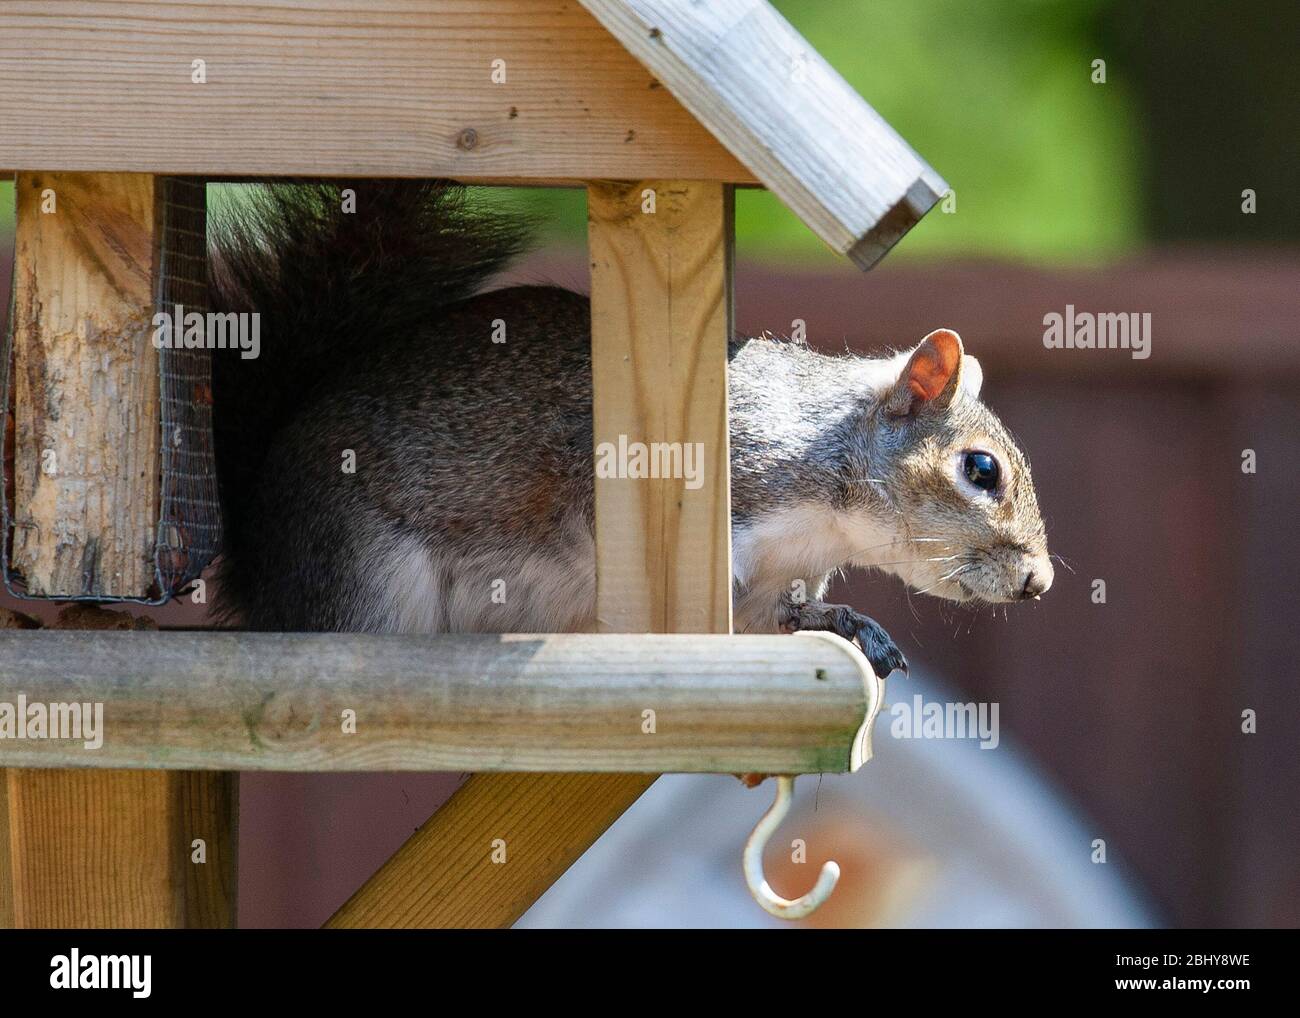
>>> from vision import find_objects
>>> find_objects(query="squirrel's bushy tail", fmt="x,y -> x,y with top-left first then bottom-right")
208,180 -> 530,620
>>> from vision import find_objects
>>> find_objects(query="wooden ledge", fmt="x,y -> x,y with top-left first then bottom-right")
0,630 -> 880,774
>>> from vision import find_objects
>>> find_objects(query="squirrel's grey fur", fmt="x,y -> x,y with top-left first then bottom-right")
210,182 -> 1051,677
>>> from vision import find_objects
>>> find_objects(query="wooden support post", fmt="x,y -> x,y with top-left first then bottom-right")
11,172 -> 160,598
0,172 -> 236,928
326,180 -> 734,928
0,769 -> 236,928
588,180 -> 734,633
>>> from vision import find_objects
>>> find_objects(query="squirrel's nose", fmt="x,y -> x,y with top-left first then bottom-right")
1019,562 -> 1053,600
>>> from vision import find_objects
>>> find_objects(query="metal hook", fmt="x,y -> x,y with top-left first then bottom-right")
743,774 -> 839,920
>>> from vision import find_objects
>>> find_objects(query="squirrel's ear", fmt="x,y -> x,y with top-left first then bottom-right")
886,329 -> 965,415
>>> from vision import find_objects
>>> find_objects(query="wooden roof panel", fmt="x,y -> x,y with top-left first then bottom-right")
579,0 -> 948,266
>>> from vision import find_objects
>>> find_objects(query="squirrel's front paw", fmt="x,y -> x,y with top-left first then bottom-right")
851,614 -> 908,680
782,600 -> 908,679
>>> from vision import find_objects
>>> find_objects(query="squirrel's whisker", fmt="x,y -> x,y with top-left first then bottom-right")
866,555 -> 964,568
1049,552 -> 1077,575
912,563 -> 977,597
843,536 -> 952,562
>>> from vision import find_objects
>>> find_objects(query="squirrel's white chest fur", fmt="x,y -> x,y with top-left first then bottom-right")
731,504 -> 897,631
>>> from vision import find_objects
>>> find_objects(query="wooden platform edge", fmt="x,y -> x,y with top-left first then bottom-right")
0,631 -> 875,775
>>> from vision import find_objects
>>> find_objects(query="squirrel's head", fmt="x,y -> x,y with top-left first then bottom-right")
857,329 -> 1052,604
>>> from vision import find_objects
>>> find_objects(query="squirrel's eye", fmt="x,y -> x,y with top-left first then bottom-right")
963,451 -> 999,492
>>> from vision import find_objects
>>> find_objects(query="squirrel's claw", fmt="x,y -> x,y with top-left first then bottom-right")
854,616 -> 908,679
780,596 -> 908,680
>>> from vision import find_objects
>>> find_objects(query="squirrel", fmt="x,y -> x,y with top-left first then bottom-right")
208,181 -> 1052,680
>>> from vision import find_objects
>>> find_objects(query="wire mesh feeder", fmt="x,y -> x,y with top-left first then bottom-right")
0,176 -> 222,604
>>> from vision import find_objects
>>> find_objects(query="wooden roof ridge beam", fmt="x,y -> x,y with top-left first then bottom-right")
579,0 -> 949,267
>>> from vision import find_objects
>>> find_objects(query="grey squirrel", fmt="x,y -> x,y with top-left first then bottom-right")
209,181 -> 1051,679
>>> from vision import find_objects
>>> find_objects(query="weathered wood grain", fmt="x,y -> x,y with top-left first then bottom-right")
1,175 -> 235,929
0,631 -> 874,775
11,172 -> 160,597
